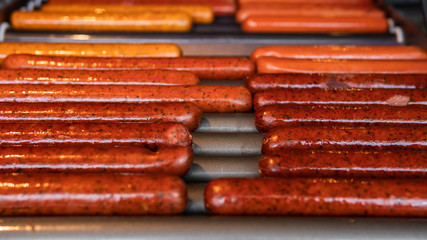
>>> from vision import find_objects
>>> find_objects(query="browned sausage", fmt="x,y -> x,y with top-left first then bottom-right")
204,178 -> 427,216
0,145 -> 192,176
259,150 -> 427,178
262,125 -> 427,153
245,73 -> 427,93
255,104 -> 427,132
0,69 -> 199,85
0,102 -> 202,131
0,84 -> 252,113
0,173 -> 187,215
254,89 -> 427,110
238,0 -> 374,5
2,54 -> 255,80
0,122 -> 192,150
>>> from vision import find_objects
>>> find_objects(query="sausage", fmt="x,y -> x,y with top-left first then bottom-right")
238,2 -> 376,9
259,150 -> 427,178
204,178 -> 427,216
2,54 -> 255,80
0,84 -> 251,113
0,173 -> 187,215
254,89 -> 427,110
262,125 -> 427,153
0,42 -> 182,61
256,57 -> 427,74
0,102 -> 202,131
238,0 -> 374,4
236,8 -> 384,23
11,11 -> 192,32
245,73 -> 427,93
0,122 -> 192,150
41,4 -> 214,24
242,16 -> 388,34
0,145 -> 192,176
250,45 -> 427,61
255,105 -> 427,132
0,69 -> 199,85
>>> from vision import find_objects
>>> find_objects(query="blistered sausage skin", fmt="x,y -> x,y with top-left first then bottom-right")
0,122 -> 192,150
262,125 -> 427,153
254,89 -> 427,110
0,173 -> 187,215
2,54 -> 255,80
204,178 -> 427,216
238,0 -> 374,5
0,145 -> 192,176
255,105 -> 427,132
0,102 -> 202,131
0,84 -> 252,113
260,150 -> 427,178
245,73 -> 427,93
0,69 -> 199,85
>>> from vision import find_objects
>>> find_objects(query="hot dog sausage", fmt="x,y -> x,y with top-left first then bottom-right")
0,173 -> 187,215
250,45 -> 427,61
2,54 -> 255,80
0,145 -> 192,176
245,73 -> 427,93
11,11 -> 192,32
204,178 -> 427,216
259,150 -> 427,178
0,42 -> 182,60
256,57 -> 427,74
0,69 -> 199,85
0,102 -> 202,131
0,122 -> 192,150
254,89 -> 427,110
255,105 -> 427,132
238,0 -> 374,4
0,84 -> 252,113
262,125 -> 427,153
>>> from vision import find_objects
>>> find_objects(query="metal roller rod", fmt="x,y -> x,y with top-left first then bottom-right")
195,113 -> 258,133
192,132 -> 264,156
184,183 -> 207,215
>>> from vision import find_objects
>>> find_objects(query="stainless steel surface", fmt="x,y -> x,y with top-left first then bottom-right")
192,133 -> 264,156
1,216 -> 426,240
184,155 -> 260,182
195,113 -> 258,133
184,183 -> 207,215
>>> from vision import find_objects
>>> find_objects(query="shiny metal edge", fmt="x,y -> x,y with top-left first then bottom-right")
195,113 -> 258,133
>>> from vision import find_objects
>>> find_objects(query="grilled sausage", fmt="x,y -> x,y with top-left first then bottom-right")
0,102 -> 202,131
242,16 -> 388,33
255,105 -> 427,132
11,11 -> 192,32
204,178 -> 427,216
245,73 -> 427,93
0,122 -> 192,150
2,54 -> 255,80
262,125 -> 427,153
0,84 -> 252,113
238,0 -> 374,4
250,45 -> 427,61
256,57 -> 427,74
0,69 -> 199,85
259,150 -> 427,178
0,173 -> 187,215
0,42 -> 182,60
0,145 -> 192,176
254,89 -> 427,110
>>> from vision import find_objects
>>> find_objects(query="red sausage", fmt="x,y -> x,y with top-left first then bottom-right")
254,89 -> 427,110
255,105 -> 427,132
0,173 -> 187,215
245,73 -> 427,93
262,125 -> 427,153
0,145 -> 192,176
0,102 -> 202,131
204,178 -> 427,216
2,54 -> 255,80
0,69 -> 199,85
256,57 -> 427,74
0,122 -> 192,150
0,84 -> 252,113
260,150 -> 427,178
